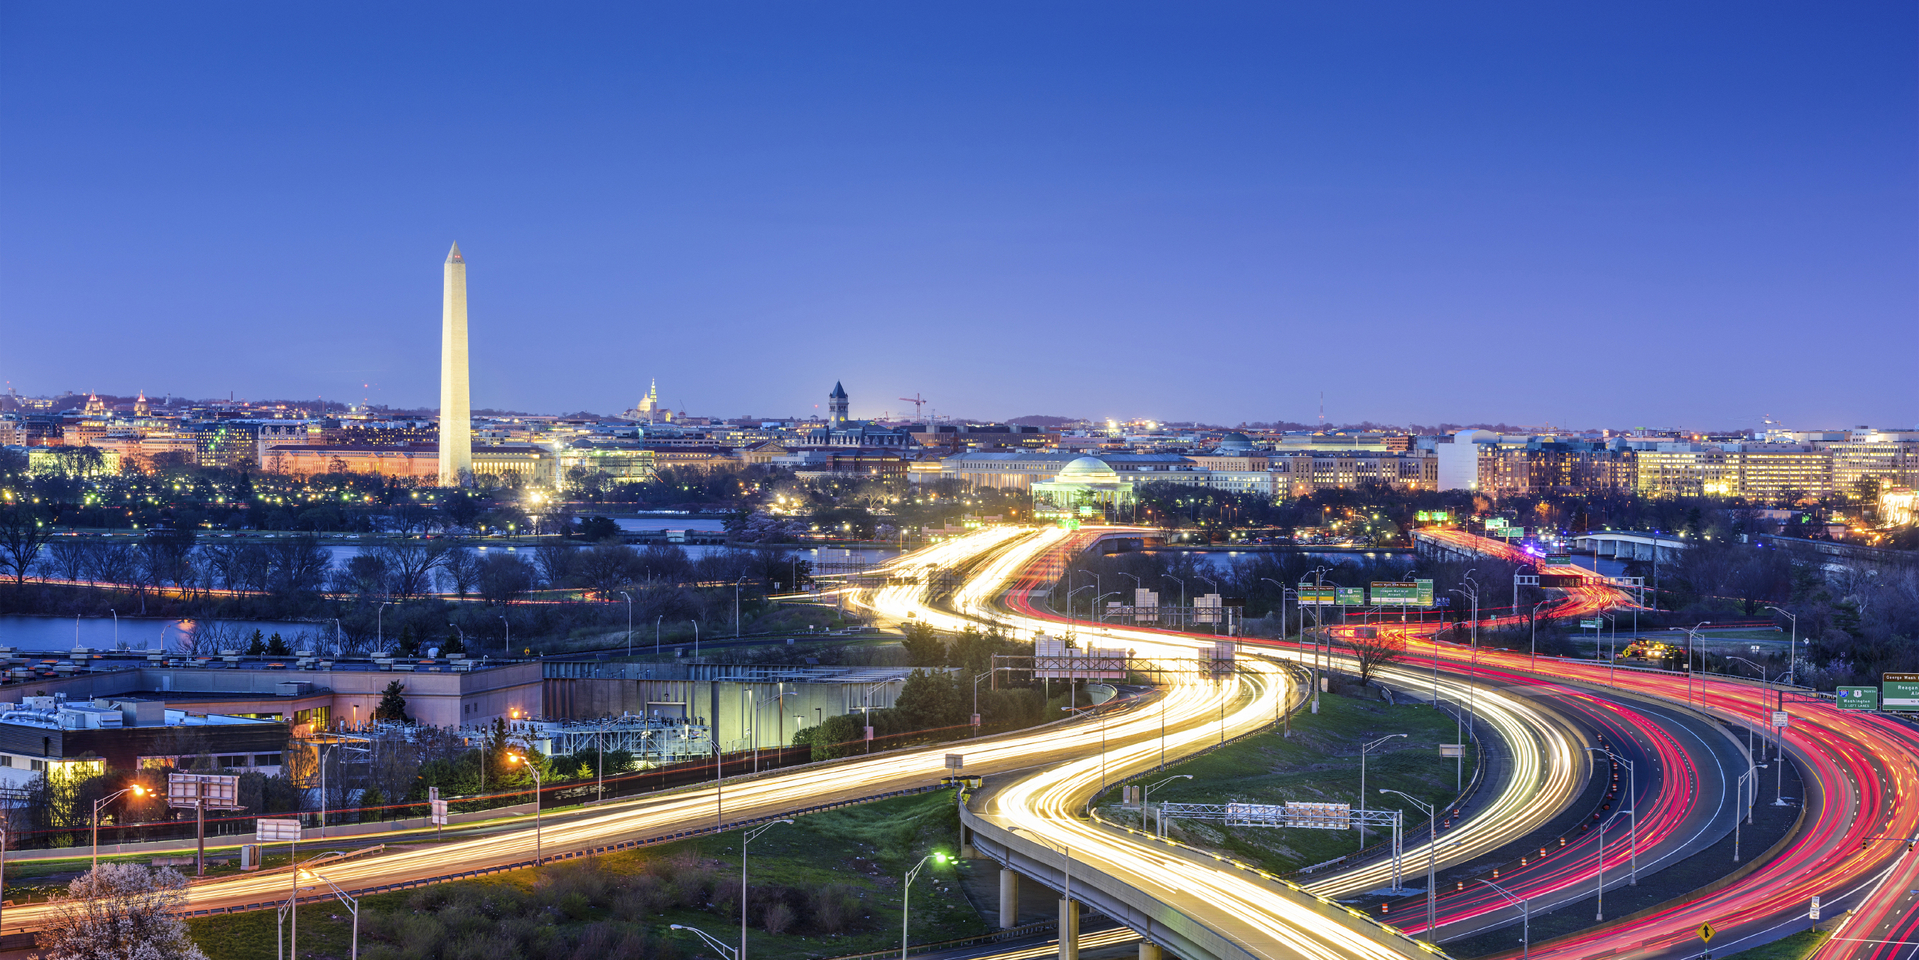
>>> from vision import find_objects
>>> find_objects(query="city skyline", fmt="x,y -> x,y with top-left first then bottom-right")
3,5 -> 1914,428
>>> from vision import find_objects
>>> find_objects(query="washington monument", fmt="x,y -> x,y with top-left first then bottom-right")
437,242 -> 471,486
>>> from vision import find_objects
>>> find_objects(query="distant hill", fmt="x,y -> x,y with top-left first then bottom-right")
1008,415 -> 1074,427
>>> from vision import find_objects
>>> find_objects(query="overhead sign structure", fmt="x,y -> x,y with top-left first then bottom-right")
1370,581 -> 1436,607
1297,587 -> 1338,606
1837,686 -> 1879,711
1222,802 -> 1351,830
1580,619 -> 1601,629
1499,527 -> 1527,539
1483,517 -> 1507,530
1544,554 -> 1575,567
1883,673 -> 1919,711
1335,587 -> 1365,606
255,818 -> 300,843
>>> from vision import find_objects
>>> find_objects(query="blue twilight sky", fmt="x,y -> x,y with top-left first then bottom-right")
1,3 -> 1914,431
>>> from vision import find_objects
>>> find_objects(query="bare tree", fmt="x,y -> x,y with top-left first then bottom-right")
1345,629 -> 1408,685
440,544 -> 481,597
36,863 -> 208,960
0,505 -> 55,584
368,538 -> 448,600
45,536 -> 91,583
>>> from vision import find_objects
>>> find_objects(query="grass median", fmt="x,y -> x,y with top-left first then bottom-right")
188,789 -> 987,960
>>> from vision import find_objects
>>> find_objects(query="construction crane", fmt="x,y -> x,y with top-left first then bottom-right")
899,393 -> 928,420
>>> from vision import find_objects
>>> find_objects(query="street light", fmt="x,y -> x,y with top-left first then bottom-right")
1141,775 -> 1192,836
295,865 -> 360,960
1380,789 -> 1437,937
901,851 -> 951,959
507,754 -> 543,865
92,784 -> 147,871
1474,878 -> 1529,960
1162,574 -> 1186,619
1358,736 -> 1406,845
1683,621 -> 1712,704
1765,606 -> 1797,686
691,619 -> 700,658
734,575 -> 748,637
1195,574 -> 1219,634
1586,747 -> 1636,885
618,591 -> 632,658
376,601 -> 393,653
670,923 -> 739,960
1529,600 -> 1552,672
741,820 -> 793,960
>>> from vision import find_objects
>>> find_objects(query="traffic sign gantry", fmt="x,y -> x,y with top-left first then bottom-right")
1837,686 -> 1878,711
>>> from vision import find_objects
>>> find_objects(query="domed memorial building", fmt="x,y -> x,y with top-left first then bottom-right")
1031,456 -> 1136,520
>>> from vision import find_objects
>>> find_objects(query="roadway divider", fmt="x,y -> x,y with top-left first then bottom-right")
159,784 -> 950,925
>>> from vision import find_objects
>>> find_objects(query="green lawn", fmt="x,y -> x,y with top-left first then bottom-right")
1096,692 -> 1476,876
189,790 -> 987,960
1718,929 -> 1829,960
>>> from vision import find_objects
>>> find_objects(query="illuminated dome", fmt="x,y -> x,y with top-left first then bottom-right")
1057,456 -> 1121,481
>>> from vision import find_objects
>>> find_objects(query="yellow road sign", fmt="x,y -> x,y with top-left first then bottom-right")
1698,922 -> 1716,943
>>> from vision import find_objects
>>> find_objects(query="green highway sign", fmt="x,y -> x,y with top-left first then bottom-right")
1298,587 -> 1338,606
1837,686 -> 1878,711
1483,517 -> 1507,529
1545,554 -> 1574,566
1364,581 -> 1435,605
1580,619 -> 1601,629
1882,673 -> 1919,711
1335,586 -> 1365,605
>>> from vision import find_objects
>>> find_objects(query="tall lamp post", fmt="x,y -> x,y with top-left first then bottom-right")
376,601 -> 393,653
741,819 -> 793,960
1586,747 -> 1636,884
1474,878 -> 1529,960
1141,774 -> 1193,837
734,575 -> 748,637
1682,621 -> 1712,704
1380,789 -> 1437,937
1194,574 -> 1220,635
1765,606 -> 1797,686
507,754 -> 543,865
1358,736 -> 1406,845
670,924 -> 738,960
1529,600 -> 1552,672
296,865 -> 360,960
1162,575 -> 1185,627
619,591 -> 632,658
92,784 -> 147,871
901,852 -> 952,959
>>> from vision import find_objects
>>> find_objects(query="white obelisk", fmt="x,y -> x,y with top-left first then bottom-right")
437,242 -> 472,486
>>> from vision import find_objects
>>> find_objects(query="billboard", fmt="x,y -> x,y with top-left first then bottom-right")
168,772 -> 242,811
255,818 -> 300,843
1335,587 -> 1365,606
1837,686 -> 1879,711
1370,580 -> 1436,607
1884,673 -> 1919,711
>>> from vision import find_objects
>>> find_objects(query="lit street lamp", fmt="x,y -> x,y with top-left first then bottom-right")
507,754 -> 543,865
619,590 -> 632,658
901,851 -> 952,958
1765,606 -> 1798,686
92,784 -> 148,871
1683,621 -> 1712,704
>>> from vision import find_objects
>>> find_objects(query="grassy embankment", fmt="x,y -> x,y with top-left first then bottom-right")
188,789 -> 984,960
1096,691 -> 1476,876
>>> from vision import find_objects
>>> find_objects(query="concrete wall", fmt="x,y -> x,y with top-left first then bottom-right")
541,677 -> 904,751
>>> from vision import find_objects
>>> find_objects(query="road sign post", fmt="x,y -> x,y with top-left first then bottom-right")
169,773 -> 242,877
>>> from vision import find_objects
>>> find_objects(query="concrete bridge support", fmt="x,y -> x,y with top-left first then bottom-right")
1138,941 -> 1164,960
1059,898 -> 1080,960
1000,868 -> 1021,929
